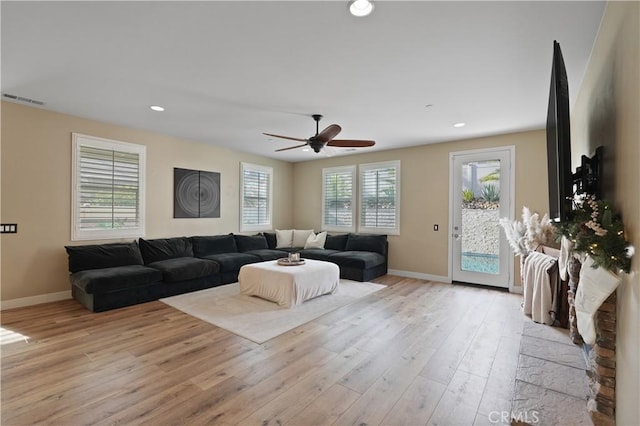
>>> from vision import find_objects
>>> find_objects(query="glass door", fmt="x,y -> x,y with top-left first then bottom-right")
451,149 -> 512,288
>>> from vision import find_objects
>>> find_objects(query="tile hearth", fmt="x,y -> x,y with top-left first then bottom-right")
511,321 -> 592,425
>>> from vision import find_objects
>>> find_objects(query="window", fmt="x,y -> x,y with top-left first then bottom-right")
322,166 -> 356,232
240,162 -> 273,232
359,160 -> 400,235
72,133 -> 145,241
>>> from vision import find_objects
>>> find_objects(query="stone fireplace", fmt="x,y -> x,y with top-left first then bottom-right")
568,257 -> 617,426
585,291 -> 616,426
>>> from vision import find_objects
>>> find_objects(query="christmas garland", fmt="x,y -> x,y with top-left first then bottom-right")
557,195 -> 634,273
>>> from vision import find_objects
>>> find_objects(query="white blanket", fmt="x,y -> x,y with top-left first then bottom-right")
522,251 -> 557,325
238,259 -> 340,307
575,256 -> 621,345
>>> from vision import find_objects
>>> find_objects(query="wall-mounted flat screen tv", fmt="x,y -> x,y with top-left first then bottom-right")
546,40 -> 573,223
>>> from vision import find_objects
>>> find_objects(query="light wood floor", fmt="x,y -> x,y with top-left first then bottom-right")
1,276 -> 525,425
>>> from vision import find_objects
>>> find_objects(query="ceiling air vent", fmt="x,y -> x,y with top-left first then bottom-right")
3,93 -> 45,106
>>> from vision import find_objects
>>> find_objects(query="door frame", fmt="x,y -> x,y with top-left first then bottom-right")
447,146 -> 517,292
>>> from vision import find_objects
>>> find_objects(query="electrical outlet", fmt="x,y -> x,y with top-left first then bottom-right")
1,224 -> 18,233
433,224 -> 439,231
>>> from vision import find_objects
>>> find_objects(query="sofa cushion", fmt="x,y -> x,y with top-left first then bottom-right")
139,237 -> 193,264
328,251 -> 386,269
299,248 -> 339,261
292,229 -> 314,247
234,234 -> 269,252
199,252 -> 260,272
344,234 -> 387,255
71,265 -> 162,294
262,232 -> 277,249
304,231 -> 327,249
325,234 -> 349,251
147,257 -> 219,283
275,229 -> 293,248
191,234 -> 238,256
244,249 -> 286,261
65,242 -> 144,273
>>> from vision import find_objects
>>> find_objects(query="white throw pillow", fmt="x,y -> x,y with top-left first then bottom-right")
275,229 -> 293,248
304,231 -> 327,249
292,229 -> 314,247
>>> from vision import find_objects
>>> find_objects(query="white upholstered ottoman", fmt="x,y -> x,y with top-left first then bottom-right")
238,259 -> 340,307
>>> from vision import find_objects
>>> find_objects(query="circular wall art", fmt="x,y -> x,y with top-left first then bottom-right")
174,168 -> 220,218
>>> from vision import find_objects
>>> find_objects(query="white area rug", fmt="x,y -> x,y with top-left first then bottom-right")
160,279 -> 385,344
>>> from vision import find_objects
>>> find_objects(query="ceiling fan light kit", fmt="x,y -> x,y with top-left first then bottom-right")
264,114 -> 375,154
349,0 -> 374,17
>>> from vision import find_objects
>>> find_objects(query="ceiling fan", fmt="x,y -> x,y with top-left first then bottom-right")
264,114 -> 375,153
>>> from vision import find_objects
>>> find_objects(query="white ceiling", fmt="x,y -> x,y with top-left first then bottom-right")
1,1 -> 606,162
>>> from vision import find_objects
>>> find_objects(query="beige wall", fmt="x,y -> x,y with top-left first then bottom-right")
292,130 -> 549,282
1,101 -> 293,302
0,104 -> 548,302
571,2 -> 639,423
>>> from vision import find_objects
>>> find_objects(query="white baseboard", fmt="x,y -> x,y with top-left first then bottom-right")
510,285 -> 523,294
1,290 -> 72,311
387,269 -> 524,295
387,269 -> 451,284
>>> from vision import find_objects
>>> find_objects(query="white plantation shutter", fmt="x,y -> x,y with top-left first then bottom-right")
322,166 -> 355,232
72,134 -> 145,240
359,160 -> 400,235
240,163 -> 273,232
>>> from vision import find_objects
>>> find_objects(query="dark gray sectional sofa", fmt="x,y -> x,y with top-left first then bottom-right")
65,233 -> 388,312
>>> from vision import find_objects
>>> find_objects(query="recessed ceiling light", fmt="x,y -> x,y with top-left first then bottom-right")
150,105 -> 165,112
453,122 -> 466,128
349,0 -> 374,17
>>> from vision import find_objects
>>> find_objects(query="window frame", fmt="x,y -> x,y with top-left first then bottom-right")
71,133 -> 146,241
358,160 -> 401,235
240,162 -> 273,232
321,165 -> 356,233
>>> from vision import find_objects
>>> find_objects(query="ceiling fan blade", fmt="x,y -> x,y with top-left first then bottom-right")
263,133 -> 308,143
275,143 -> 308,152
327,139 -> 376,148
316,124 -> 342,143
